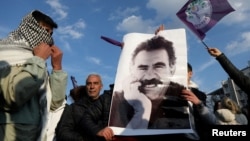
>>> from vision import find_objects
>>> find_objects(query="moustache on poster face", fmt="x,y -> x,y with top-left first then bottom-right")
138,78 -> 165,93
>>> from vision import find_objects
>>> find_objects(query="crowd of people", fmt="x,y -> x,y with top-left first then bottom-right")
0,10 -> 249,141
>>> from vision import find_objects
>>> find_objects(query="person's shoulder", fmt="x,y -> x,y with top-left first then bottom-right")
216,109 -> 236,122
99,91 -> 112,101
169,81 -> 185,89
103,90 -> 112,96
236,113 -> 248,121
190,87 -> 206,96
190,87 -> 207,103
69,85 -> 87,102
68,102 -> 77,108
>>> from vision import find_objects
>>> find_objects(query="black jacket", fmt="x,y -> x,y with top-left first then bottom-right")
217,53 -> 250,95
55,95 -> 97,141
80,90 -> 113,141
189,87 -> 207,105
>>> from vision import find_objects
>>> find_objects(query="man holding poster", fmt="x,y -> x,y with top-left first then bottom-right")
109,29 -> 195,136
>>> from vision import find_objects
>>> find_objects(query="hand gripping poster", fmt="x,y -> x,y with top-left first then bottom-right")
108,28 -> 195,136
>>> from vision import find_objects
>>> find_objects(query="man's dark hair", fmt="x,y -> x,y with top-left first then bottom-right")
188,63 -> 192,72
32,10 -> 58,28
69,85 -> 86,102
132,36 -> 176,67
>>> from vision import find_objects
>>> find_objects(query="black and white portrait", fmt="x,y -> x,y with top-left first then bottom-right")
109,29 -> 194,136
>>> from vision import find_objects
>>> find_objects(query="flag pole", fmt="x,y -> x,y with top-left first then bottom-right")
100,36 -> 123,48
70,76 -> 78,88
201,40 -> 209,49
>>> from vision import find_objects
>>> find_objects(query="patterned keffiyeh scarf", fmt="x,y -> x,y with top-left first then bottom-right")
0,10 -> 54,68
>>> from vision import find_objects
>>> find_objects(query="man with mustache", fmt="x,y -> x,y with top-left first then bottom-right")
109,36 -> 189,130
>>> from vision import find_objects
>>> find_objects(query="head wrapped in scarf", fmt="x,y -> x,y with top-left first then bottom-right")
0,10 -> 57,68
8,10 -> 57,48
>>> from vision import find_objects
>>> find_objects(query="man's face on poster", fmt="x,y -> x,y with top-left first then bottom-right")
131,48 -> 173,100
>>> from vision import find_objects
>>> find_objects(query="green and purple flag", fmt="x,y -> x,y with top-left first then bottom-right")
176,0 -> 235,40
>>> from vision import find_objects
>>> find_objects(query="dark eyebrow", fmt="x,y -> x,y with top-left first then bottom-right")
154,62 -> 166,67
137,64 -> 148,68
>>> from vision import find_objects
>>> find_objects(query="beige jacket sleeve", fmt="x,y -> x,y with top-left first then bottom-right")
49,70 -> 68,111
0,56 -> 47,111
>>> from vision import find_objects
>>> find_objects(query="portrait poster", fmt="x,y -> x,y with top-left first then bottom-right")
108,28 -> 195,136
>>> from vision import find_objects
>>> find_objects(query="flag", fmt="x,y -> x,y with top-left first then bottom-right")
176,0 -> 235,40
70,76 -> 78,88
101,36 -> 123,48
